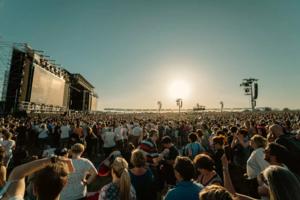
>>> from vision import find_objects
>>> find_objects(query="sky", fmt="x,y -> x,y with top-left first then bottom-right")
0,0 -> 300,110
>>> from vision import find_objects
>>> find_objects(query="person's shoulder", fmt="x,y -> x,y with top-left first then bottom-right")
164,187 -> 177,200
145,168 -> 154,178
99,182 -> 114,198
101,182 -> 113,190
83,157 -> 94,163
192,181 -> 203,191
76,157 -> 94,166
275,135 -> 290,145
186,143 -> 192,148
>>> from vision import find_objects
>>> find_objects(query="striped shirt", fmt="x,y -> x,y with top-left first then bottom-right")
139,138 -> 159,165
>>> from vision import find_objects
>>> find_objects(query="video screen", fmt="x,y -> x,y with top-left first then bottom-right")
30,64 -> 65,107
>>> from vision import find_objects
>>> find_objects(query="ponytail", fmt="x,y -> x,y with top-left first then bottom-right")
111,157 -> 131,200
119,168 -> 131,200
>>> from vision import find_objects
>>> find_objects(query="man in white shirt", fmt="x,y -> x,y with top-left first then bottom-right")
60,143 -> 98,200
102,125 -> 116,158
60,121 -> 71,148
247,135 -> 269,179
129,122 -> 143,147
38,124 -> 48,150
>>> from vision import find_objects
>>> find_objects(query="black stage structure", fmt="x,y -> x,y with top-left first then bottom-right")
3,44 -> 98,114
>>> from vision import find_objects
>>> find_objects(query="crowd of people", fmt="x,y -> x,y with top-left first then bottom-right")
0,111 -> 300,200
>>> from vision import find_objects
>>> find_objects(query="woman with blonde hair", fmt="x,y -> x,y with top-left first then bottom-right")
99,157 -> 136,200
129,149 -> 154,200
246,135 -> 269,179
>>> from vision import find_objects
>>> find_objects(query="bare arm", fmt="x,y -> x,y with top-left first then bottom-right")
8,158 -> 51,181
235,193 -> 258,200
86,166 -> 98,185
0,166 -> 6,187
221,155 -> 236,195
5,158 -> 52,198
221,155 -> 258,200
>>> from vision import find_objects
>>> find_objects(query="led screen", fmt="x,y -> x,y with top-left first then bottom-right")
30,64 -> 65,107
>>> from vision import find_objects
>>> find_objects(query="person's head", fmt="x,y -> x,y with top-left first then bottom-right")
237,129 -> 248,137
212,136 -> 225,150
261,166 -> 300,200
173,156 -> 195,181
111,157 -> 131,200
54,148 -> 69,158
257,126 -> 267,137
269,124 -> 284,139
193,154 -> 215,174
71,143 -> 85,157
199,185 -> 234,200
196,129 -> 203,138
2,130 -> 12,140
216,130 -> 225,136
130,149 -> 146,168
230,126 -> 238,134
149,129 -> 159,142
161,136 -> 173,148
264,143 -> 289,165
188,133 -> 198,143
250,135 -> 267,149
33,163 -> 68,200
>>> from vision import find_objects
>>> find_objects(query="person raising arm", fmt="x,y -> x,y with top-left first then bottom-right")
1,156 -> 70,200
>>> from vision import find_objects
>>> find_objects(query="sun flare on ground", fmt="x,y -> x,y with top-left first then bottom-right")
168,80 -> 191,100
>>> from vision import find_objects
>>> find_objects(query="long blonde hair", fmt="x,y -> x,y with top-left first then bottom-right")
111,157 -> 131,200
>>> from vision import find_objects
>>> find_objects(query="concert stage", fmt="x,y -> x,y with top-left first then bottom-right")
4,45 -> 97,113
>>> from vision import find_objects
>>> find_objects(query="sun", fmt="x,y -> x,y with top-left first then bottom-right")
168,80 -> 190,99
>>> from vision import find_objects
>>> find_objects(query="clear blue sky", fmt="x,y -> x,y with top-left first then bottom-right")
1,0 -> 300,110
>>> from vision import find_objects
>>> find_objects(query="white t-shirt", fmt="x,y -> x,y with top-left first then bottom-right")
115,126 -> 128,141
131,126 -> 143,137
247,147 -> 269,179
60,158 -> 97,200
102,131 -> 116,148
121,127 -> 128,140
114,126 -> 123,141
127,124 -> 133,135
60,125 -> 71,139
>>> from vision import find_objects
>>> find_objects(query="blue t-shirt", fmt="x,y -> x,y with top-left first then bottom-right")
164,181 -> 203,200
185,142 -> 204,158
